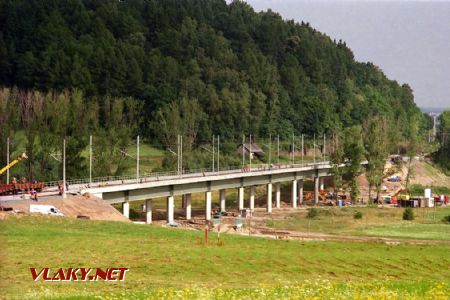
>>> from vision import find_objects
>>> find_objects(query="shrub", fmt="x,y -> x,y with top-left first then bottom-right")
409,184 -> 424,196
442,215 -> 450,224
307,208 -> 318,219
129,208 -> 142,219
402,207 -> 414,221
353,211 -> 363,219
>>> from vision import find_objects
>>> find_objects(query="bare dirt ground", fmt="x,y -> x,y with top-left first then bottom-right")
1,194 -> 130,222
358,158 -> 450,200
3,158 -> 448,245
2,194 -> 446,245
145,207 -> 449,245
410,159 -> 450,187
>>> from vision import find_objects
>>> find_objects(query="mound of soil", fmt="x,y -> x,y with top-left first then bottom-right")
410,159 -> 450,187
2,195 -> 130,222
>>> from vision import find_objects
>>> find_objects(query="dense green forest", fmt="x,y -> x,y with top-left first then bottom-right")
0,0 -> 429,181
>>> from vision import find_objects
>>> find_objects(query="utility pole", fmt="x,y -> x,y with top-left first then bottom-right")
212,135 -> 215,172
180,135 -> 183,175
217,135 -> 220,173
63,139 -> 66,199
301,134 -> 304,167
277,135 -> 280,166
269,134 -> 272,167
292,133 -> 295,164
6,137 -> 10,184
313,133 -> 316,163
89,135 -> 92,185
249,135 -> 252,171
177,135 -> 180,175
136,135 -> 140,182
242,135 -> 245,169
323,133 -> 326,162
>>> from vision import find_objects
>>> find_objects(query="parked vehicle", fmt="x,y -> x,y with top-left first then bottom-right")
383,196 -> 392,203
30,205 -> 64,217
387,176 -> 401,182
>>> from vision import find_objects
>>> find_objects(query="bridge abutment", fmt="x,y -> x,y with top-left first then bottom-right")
122,201 -> 129,219
205,191 -> 212,220
238,187 -> 244,211
298,179 -> 304,205
291,179 -> 297,208
145,199 -> 152,224
275,182 -> 281,208
167,196 -> 174,224
185,194 -> 192,220
266,183 -> 272,213
314,177 -> 320,204
219,189 -> 226,212
249,186 -> 255,210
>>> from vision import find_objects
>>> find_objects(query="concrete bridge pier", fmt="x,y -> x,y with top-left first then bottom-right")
275,182 -> 281,208
167,196 -> 174,223
291,179 -> 297,208
238,187 -> 244,211
122,201 -> 129,219
249,186 -> 255,210
319,177 -> 325,191
185,194 -> 192,220
145,199 -> 152,224
314,177 -> 320,205
205,191 -> 212,220
220,189 -> 226,212
298,179 -> 304,205
266,183 -> 272,213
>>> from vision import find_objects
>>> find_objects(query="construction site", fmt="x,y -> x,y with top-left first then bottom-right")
1,135 -> 449,245
2,153 -> 449,246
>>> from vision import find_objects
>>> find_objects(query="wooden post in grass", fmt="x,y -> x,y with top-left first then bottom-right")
204,224 -> 208,245
422,206 -> 425,223
433,204 -> 436,222
248,214 -> 252,237
365,204 -> 368,229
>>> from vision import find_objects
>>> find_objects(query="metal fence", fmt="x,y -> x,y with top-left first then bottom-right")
44,160 -> 331,192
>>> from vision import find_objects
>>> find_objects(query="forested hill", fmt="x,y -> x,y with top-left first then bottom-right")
0,0 -> 422,141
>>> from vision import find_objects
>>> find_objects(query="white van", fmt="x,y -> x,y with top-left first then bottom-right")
30,205 -> 64,217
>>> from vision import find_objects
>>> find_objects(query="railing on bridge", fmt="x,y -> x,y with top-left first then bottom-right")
44,161 -> 331,191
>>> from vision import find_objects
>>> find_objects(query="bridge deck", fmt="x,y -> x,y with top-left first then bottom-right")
81,162 -> 333,203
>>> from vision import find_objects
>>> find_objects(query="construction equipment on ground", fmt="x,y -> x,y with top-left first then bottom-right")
389,188 -> 410,206
394,189 -> 410,201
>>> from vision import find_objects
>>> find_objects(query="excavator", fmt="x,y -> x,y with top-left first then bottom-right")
390,188 -> 410,206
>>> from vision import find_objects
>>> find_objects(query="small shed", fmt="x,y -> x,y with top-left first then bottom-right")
237,143 -> 264,159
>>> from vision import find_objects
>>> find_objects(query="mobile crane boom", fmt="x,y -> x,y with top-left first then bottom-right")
0,153 -> 28,175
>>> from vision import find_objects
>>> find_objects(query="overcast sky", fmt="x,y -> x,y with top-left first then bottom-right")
245,0 -> 450,110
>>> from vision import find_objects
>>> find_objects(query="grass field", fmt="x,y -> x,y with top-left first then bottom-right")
269,206 -> 450,241
1,215 -> 449,299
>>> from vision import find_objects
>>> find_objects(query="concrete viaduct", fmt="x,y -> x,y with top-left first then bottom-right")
81,162 -> 333,224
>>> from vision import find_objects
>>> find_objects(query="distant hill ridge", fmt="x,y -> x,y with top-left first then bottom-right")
0,0 -> 423,140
